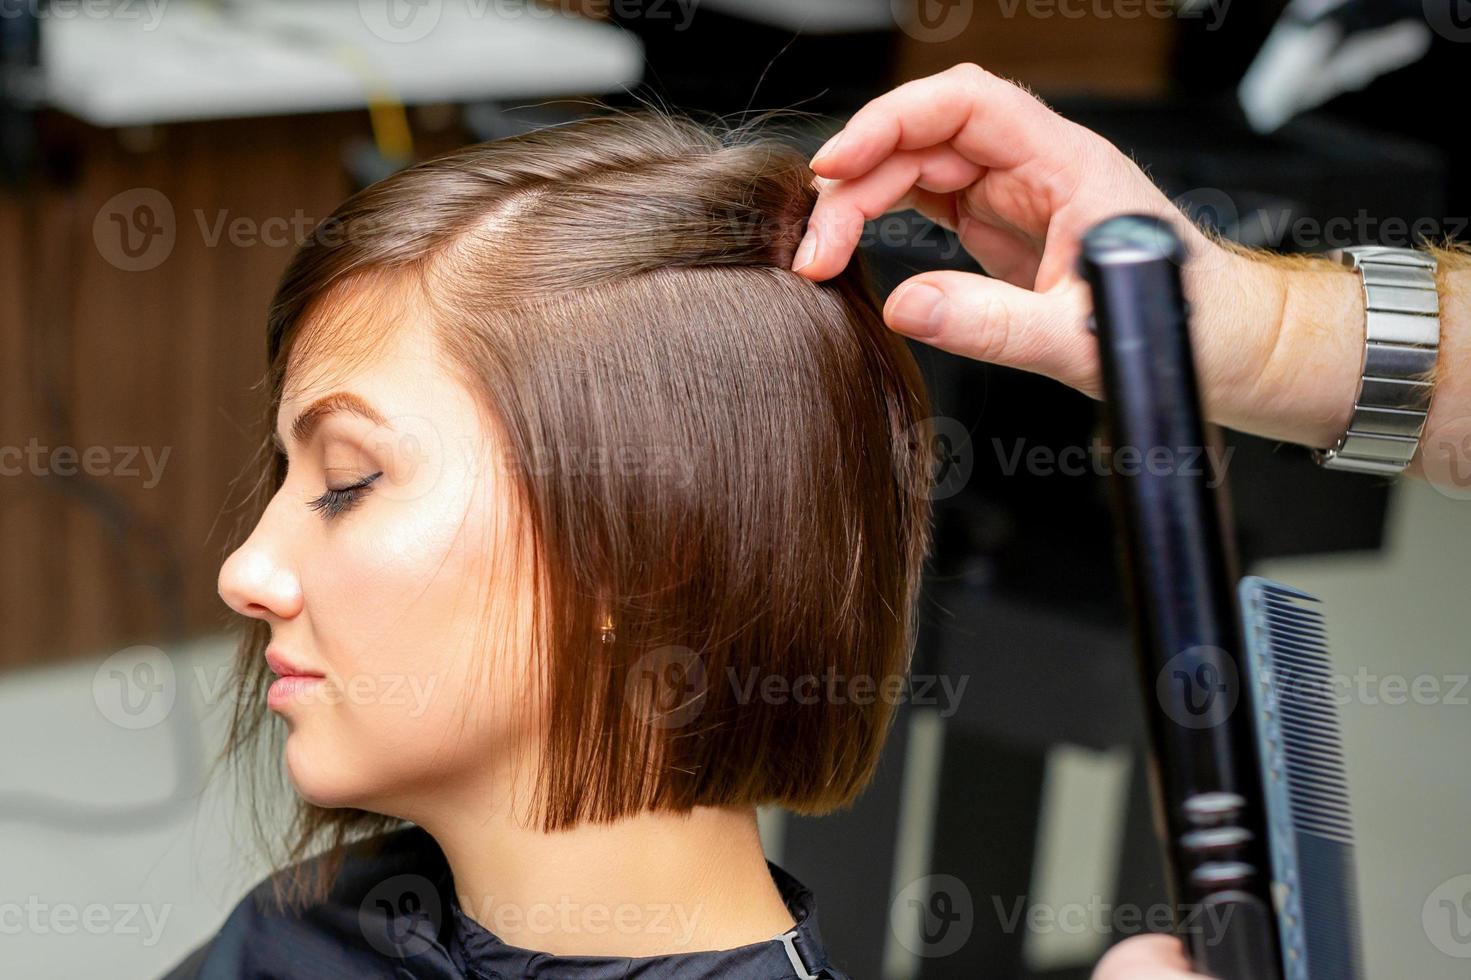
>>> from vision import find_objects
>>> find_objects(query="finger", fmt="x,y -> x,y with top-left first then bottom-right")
1092,935 -> 1200,980
1034,232 -> 1084,293
952,219 -> 1042,288
793,146 -> 983,280
809,62 -> 1073,180
894,186 -> 962,234
882,270 -> 1099,396
867,186 -> 1042,287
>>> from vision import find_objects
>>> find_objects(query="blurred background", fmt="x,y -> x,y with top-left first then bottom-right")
1,0 -> 1468,977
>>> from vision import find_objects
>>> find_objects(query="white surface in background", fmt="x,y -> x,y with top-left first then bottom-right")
43,0 -> 644,127
1013,480 -> 1471,979
1256,479 -> 1471,980
756,805 -> 786,865
1023,745 -> 1132,972
880,708 -> 946,980
697,0 -> 893,32
1238,15 -> 1432,133
0,636 -> 275,980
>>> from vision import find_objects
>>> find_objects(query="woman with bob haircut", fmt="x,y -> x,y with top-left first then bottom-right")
168,110 -> 934,979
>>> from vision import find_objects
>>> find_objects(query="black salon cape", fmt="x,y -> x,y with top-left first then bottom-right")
162,825 -> 850,979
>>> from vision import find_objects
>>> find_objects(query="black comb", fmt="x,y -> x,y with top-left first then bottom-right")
1239,576 -> 1365,980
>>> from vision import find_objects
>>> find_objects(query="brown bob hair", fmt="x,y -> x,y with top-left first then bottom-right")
223,110 -> 935,904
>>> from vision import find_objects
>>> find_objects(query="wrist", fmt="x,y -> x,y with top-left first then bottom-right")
1405,258 -> 1470,486
1203,248 -> 1363,449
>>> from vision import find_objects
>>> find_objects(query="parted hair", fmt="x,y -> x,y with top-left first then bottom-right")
223,110 -> 935,906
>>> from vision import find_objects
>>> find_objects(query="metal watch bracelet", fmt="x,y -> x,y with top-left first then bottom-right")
1312,246 -> 1440,475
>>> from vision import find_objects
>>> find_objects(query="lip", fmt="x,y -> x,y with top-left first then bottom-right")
266,649 -> 325,679
266,649 -> 327,711
267,675 -> 326,710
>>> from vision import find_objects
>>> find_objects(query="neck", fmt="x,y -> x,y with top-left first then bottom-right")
418,794 -> 796,958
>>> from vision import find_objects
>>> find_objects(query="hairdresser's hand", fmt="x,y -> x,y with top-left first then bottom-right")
792,62 -> 1364,454
1091,935 -> 1210,979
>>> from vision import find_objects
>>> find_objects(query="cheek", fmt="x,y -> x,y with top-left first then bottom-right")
286,453 -> 535,802
313,459 -> 485,678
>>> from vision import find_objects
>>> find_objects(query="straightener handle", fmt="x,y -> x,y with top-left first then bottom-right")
1080,214 -> 1284,980
1195,893 -> 1279,979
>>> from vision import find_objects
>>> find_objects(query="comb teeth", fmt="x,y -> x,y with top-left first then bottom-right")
1239,576 -> 1365,980
1259,592 -> 1354,843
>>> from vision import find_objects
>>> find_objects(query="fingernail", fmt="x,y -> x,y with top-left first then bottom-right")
792,229 -> 818,272
810,131 -> 844,166
887,284 -> 946,337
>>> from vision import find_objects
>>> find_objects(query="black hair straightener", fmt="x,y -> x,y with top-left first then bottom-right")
1079,215 -> 1365,980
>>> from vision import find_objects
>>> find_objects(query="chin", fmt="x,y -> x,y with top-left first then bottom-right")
282,731 -> 363,809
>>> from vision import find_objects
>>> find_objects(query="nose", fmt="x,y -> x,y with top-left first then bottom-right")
218,527 -> 303,622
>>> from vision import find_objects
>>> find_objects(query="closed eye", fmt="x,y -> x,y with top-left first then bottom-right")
307,471 -> 383,520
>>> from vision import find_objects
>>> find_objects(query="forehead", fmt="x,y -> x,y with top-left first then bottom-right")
279,269 -> 428,410
275,270 -> 459,439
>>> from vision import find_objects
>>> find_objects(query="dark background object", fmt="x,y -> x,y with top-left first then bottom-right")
0,1 -> 41,185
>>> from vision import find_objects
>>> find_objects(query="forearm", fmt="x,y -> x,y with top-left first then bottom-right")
1191,245 -> 1362,449
1408,248 -> 1471,484
1202,241 -> 1470,488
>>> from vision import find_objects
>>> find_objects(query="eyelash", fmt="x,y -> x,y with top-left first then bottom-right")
307,471 -> 383,520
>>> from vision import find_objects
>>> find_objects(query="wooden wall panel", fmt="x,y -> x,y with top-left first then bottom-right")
892,1 -> 1178,98
0,110 -> 465,671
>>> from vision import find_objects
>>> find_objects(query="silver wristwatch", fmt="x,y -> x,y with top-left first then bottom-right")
1312,246 -> 1441,475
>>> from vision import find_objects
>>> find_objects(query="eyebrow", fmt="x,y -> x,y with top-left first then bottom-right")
274,391 -> 388,453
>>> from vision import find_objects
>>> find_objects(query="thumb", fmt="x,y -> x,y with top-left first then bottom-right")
883,270 -> 1099,397
1091,934 -> 1201,979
